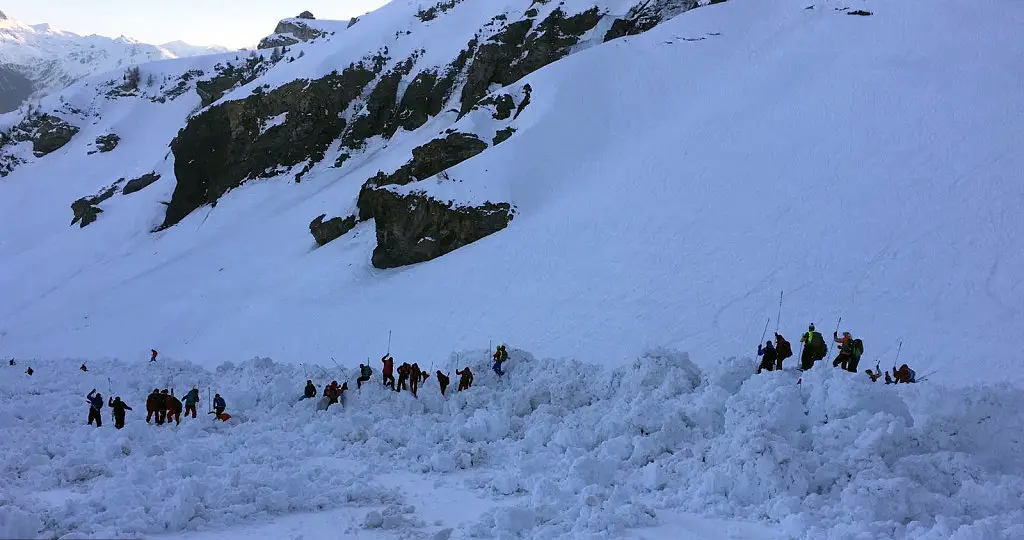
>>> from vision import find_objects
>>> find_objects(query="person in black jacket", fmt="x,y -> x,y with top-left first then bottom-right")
108,396 -> 133,429
212,394 -> 226,416
756,340 -> 777,374
436,370 -> 450,396
166,391 -> 183,425
304,380 -> 317,399
86,390 -> 103,427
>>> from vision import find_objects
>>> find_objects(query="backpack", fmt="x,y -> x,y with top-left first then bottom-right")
852,339 -> 864,358
776,338 -> 793,360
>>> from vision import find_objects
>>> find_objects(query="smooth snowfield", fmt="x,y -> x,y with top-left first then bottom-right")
1,0 -> 1023,385
1,352 -> 1022,539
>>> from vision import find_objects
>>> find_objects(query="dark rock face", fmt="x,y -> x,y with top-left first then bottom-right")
122,172 -> 161,195
309,214 -> 358,246
364,190 -> 514,268
1,112 -> 80,175
32,115 -> 79,157
357,132 -> 488,220
417,0 -> 461,22
71,181 -> 120,228
297,11 -> 315,19
353,131 -> 500,267
259,34 -> 300,49
342,58 -> 416,149
163,64 -> 376,229
477,93 -> 515,120
514,83 -> 532,119
459,7 -> 601,116
71,200 -> 103,228
493,127 -> 515,145
604,0 -> 700,42
196,55 -> 272,107
93,133 -> 120,153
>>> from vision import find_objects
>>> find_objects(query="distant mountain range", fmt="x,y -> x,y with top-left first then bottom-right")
0,9 -> 231,112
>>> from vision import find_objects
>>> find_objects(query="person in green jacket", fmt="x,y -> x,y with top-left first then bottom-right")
799,324 -> 826,370
357,364 -> 373,389
184,388 -> 200,419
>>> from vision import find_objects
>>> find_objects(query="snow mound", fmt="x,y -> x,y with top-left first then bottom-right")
2,351 -> 1022,539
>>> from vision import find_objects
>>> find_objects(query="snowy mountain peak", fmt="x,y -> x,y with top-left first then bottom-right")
159,40 -> 232,58
0,12 -> 231,112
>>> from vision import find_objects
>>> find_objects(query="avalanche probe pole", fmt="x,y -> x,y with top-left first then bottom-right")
893,340 -> 903,373
386,330 -> 392,356
826,317 -> 842,360
775,291 -> 783,334
108,377 -> 114,422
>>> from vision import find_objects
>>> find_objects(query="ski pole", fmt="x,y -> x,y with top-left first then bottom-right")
758,317 -> 770,347
775,291 -> 783,333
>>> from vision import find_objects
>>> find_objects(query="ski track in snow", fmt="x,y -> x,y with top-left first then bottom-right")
1,352 -> 1022,539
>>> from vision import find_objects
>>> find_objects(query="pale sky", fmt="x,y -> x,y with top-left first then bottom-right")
4,0 -> 391,48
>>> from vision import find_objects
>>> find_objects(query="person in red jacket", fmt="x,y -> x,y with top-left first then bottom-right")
381,355 -> 395,389
150,349 -> 158,362
409,362 -> 421,397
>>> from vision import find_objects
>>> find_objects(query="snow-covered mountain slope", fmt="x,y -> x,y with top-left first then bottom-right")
2,352 -> 1022,539
0,11 -> 229,111
0,0 -> 1022,391
159,40 -> 232,58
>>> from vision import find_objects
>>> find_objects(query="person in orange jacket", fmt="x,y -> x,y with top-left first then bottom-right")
832,331 -> 853,370
893,364 -> 916,384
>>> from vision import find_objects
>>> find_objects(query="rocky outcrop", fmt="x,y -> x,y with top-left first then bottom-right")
196,55 -> 273,107
163,64 -> 376,229
604,0 -> 701,42
364,190 -> 514,268
459,7 -> 602,116
258,17 -> 327,49
309,214 -> 358,246
352,131 -> 499,267
493,127 -> 516,145
341,57 -> 417,149
357,132 -> 488,220
91,133 -> 120,154
32,114 -> 79,157
121,172 -> 160,195
71,181 -> 121,228
417,0 -> 462,22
